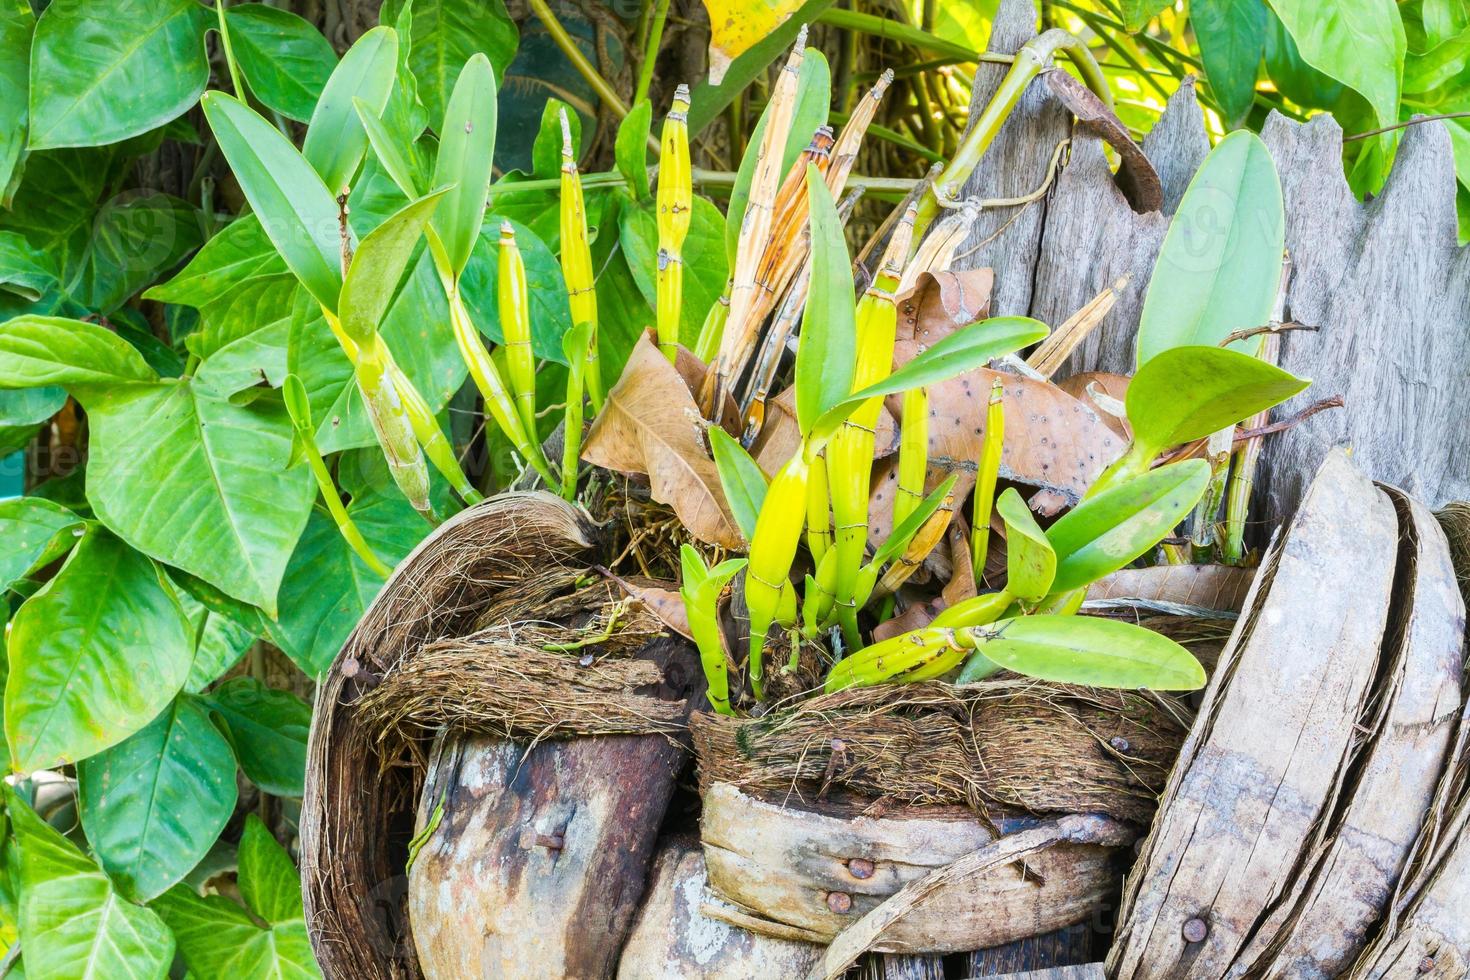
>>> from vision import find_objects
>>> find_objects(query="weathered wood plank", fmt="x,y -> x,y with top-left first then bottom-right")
966,923 -> 1094,975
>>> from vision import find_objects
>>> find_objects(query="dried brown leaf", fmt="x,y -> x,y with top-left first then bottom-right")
604,572 -> 695,640
1045,70 -> 1163,213
1057,371 -> 1132,439
751,385 -> 899,477
1087,564 -> 1255,613
583,333 -> 743,549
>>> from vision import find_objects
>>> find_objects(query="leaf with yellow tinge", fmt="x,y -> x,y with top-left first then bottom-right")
703,0 -> 807,83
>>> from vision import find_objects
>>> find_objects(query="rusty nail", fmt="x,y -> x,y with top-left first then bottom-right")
1418,957 -> 1435,974
578,651 -> 595,667
1110,736 -> 1131,753
1182,917 -> 1209,943
535,832 -> 565,851
847,858 -> 874,879
826,891 -> 853,914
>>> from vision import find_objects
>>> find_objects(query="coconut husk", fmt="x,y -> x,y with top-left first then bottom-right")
1109,450 -> 1402,979
690,679 -> 1192,824
301,492 -> 603,979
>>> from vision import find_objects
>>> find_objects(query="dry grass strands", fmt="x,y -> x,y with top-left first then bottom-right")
300,492 -> 599,979
690,679 -> 1190,823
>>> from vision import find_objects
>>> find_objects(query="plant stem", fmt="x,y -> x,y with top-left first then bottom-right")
214,0 -> 246,100
634,0 -> 671,105
485,167 -> 921,197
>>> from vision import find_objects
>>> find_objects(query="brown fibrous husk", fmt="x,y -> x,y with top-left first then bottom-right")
690,678 -> 1194,823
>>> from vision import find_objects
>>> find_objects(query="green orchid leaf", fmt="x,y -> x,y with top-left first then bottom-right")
796,164 -> 856,437
996,487 -> 1055,603
76,696 -> 238,903
1047,460 -> 1211,592
616,99 -> 653,199
226,3 -> 337,123
1270,0 -> 1406,126
968,614 -> 1206,690
1128,345 -> 1310,453
202,91 -> 345,313
0,496 -> 82,592
9,788 -> 176,978
724,48 -> 830,264
202,677 -> 311,798
302,25 -> 398,196
1191,0 -> 1267,126
709,425 -> 769,542
6,529 -> 194,772
340,188 -> 449,345
1136,131 -> 1284,366
356,96 -> 426,199
27,0 -> 209,150
382,0 -> 519,125
237,815 -> 305,924
811,317 -> 1050,444
871,474 -> 959,568
431,52 -> 497,277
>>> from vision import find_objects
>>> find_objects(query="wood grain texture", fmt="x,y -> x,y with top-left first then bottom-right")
966,923 -> 1094,976
409,730 -> 685,980
1107,450 -> 1400,978
616,837 -> 824,979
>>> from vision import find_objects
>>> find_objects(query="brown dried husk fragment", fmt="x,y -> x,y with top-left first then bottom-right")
690,679 -> 1192,823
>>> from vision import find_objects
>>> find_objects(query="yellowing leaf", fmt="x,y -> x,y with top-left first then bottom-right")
704,0 -> 808,83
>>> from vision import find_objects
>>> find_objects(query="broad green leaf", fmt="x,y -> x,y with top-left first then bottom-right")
619,196 -> 730,348
384,0 -> 519,125
996,487 -> 1055,603
1263,8 -> 1345,108
267,484 -> 426,677
709,426 -> 769,541
1404,26 -> 1470,93
0,145 -> 129,299
70,191 -> 204,313
302,26 -> 398,195
431,54 -> 497,276
203,92 -> 345,313
460,218 -> 572,363
724,49 -> 831,264
153,886 -> 320,980
1121,0 -> 1174,30
27,0 -> 209,150
871,474 -> 959,567
0,229 -> 56,301
237,815 -> 304,924
796,165 -> 855,437
6,530 -> 193,772
0,1 -> 34,201
0,316 -> 154,390
180,591 -> 257,693
82,378 -> 315,613
811,317 -> 1051,443
9,789 -> 175,980
616,100 -> 653,199
76,697 -> 237,902
1191,0 -> 1266,126
340,188 -> 448,344
531,97 -> 579,180
1047,460 -> 1211,592
1127,345 -> 1310,453
968,615 -> 1206,690
0,497 -> 82,592
227,3 -> 338,123
1270,0 -> 1406,125
356,97 -> 426,198
1136,131 -> 1284,366
378,0 -> 431,168
689,0 -> 835,138
0,386 -> 64,429
202,677 -> 310,797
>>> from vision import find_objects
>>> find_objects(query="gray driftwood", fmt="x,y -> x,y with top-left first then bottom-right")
966,924 -> 1094,976
1107,450 -> 1400,978
699,782 -> 1129,957
958,0 -> 1470,527
615,836 -> 824,979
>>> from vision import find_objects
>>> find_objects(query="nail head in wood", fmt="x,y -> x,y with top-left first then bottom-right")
1182,917 -> 1209,943
846,858 -> 875,879
826,891 -> 853,914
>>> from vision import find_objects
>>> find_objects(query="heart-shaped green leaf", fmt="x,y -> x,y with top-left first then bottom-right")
339,188 -> 449,344
382,0 -> 519,126
0,314 -> 157,390
996,487 -> 1055,603
1136,131 -> 1284,365
970,614 -> 1206,690
237,814 -> 305,924
226,3 -> 338,123
0,496 -> 82,592
709,425 -> 768,542
302,25 -> 398,195
431,52 -> 497,277
615,99 -> 653,199
9,788 -> 176,978
202,677 -> 311,797
1127,345 -> 1309,454
795,164 -> 856,437
77,696 -> 238,902
202,91 -> 345,313
1047,459 -> 1211,592
6,529 -> 195,772
811,317 -> 1050,444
